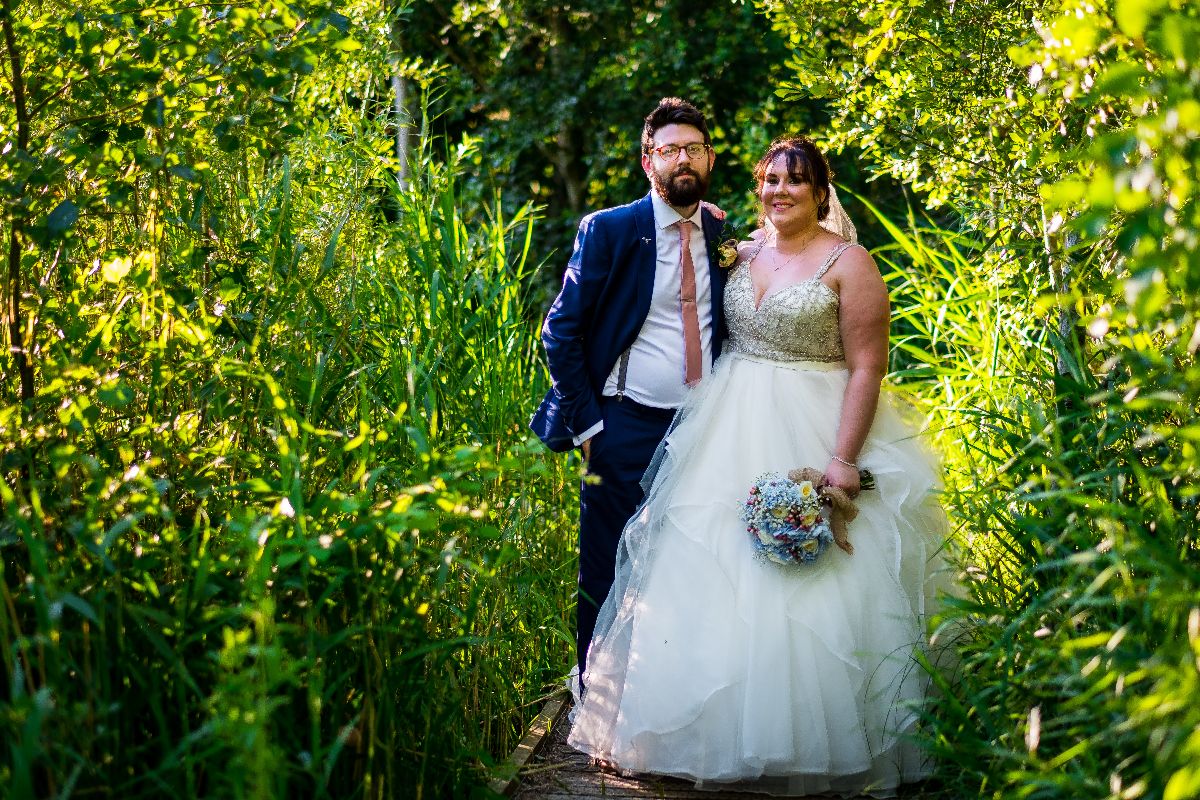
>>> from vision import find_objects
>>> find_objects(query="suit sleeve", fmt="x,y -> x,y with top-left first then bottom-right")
541,213 -> 610,440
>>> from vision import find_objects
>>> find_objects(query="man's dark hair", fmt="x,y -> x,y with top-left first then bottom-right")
641,98 -> 711,153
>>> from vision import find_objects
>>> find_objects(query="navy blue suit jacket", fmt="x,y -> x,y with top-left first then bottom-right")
530,193 -> 729,452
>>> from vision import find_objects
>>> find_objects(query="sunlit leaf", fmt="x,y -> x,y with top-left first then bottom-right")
101,256 -> 132,282
97,381 -> 134,408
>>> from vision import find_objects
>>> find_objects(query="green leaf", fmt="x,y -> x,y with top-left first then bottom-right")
1048,14 -> 1101,59
240,478 -> 275,494
1127,269 -> 1170,320
101,256 -> 131,282
98,380 -> 135,408
1041,178 -> 1087,207
319,210 -> 349,280
46,199 -> 79,237
1114,0 -> 1168,38
1093,62 -> 1150,97
1165,768 -> 1200,800
474,525 -> 502,540
142,97 -> 165,127
1174,99 -> 1200,134
1157,14 -> 1200,64
217,276 -> 241,300
59,593 -> 98,624
325,12 -> 351,34
169,164 -> 198,182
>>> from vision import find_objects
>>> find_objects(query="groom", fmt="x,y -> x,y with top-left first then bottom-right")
530,97 -> 729,678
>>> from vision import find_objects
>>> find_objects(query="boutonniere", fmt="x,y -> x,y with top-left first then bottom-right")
701,202 -> 742,269
717,238 -> 740,269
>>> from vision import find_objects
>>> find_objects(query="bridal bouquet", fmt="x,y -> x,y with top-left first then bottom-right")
740,468 -> 874,566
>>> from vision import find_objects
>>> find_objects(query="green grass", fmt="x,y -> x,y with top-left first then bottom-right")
860,195 -> 1200,800
0,135 -> 579,797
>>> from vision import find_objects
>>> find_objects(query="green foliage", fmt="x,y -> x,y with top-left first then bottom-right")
1,2 -> 577,797
399,0 -> 829,269
3,0 -> 345,241
767,0 -> 1200,797
871,202 -> 1199,799
762,0 -> 1073,228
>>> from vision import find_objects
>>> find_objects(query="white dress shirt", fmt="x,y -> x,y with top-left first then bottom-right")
574,190 -> 714,445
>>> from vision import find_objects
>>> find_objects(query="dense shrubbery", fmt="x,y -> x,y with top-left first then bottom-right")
769,1 -> 1200,797
1,3 -> 576,797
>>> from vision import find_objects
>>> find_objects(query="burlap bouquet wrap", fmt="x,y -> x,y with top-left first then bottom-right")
786,467 -> 859,555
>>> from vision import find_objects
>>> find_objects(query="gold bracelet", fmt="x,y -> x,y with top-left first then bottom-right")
830,455 -> 858,469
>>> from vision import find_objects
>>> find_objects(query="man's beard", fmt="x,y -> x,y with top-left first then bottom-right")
652,165 -> 710,207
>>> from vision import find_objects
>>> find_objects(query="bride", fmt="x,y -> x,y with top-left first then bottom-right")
566,136 -> 950,797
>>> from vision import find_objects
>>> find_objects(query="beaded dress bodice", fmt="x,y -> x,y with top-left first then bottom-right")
724,242 -> 855,363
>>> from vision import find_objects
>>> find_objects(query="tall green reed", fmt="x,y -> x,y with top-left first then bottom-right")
1,135 -> 577,799
863,195 -> 1049,589
865,195 -> 1200,800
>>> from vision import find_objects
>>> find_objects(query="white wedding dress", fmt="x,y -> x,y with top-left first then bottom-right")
567,242 -> 950,797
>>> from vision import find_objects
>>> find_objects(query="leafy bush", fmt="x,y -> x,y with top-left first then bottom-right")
1,3 -> 577,797
773,1 -> 1200,796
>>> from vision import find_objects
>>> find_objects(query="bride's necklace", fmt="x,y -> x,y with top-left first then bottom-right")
768,227 -> 821,272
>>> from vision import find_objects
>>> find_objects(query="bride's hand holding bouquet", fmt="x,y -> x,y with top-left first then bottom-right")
823,455 -> 862,498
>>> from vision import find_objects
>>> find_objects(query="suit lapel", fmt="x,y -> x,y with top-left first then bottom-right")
633,194 -> 657,327
700,206 -> 728,352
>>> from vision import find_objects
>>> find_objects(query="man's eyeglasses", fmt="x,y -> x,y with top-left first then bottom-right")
648,143 -> 710,161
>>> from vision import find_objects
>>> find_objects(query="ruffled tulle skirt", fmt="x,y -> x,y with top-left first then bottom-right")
567,352 -> 951,797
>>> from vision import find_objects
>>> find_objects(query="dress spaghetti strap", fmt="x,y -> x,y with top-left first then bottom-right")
812,241 -> 856,282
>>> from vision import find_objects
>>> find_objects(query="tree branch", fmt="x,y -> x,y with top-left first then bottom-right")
2,0 -> 34,404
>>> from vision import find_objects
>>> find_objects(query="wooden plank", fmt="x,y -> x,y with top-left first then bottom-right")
489,691 -> 571,797
537,795 -> 736,800
512,717 -> 775,799
509,701 -> 908,799
537,771 -> 789,799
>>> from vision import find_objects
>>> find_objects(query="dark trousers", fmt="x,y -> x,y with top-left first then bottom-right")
577,395 -> 675,677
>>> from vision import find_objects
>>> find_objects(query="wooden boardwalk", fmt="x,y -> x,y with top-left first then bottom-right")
510,708 -> 786,799
499,694 -> 908,800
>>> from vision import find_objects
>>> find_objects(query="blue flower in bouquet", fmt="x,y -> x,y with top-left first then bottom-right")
741,473 -> 835,566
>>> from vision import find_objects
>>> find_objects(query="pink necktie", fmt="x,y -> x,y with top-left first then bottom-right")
678,220 -> 702,386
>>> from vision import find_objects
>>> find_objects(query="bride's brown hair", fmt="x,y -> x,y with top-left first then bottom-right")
753,136 -> 833,221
